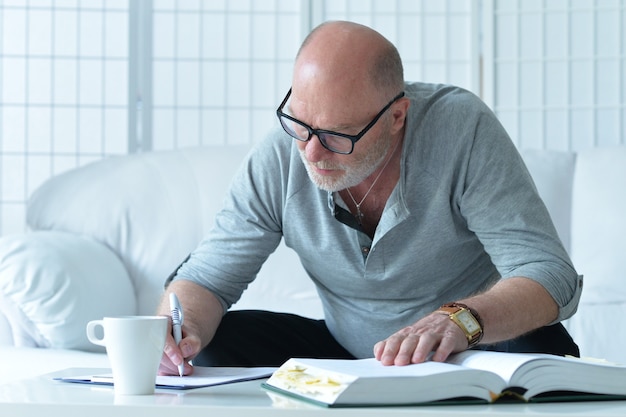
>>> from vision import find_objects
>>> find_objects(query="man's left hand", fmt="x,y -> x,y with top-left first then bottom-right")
373,312 -> 469,365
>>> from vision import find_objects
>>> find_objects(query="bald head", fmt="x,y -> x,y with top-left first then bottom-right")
293,21 -> 404,101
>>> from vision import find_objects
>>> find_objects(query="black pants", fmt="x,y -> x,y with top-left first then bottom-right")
193,310 -> 579,367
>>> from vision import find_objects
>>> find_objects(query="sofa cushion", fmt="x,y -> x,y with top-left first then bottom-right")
570,146 -> 626,304
0,231 -> 135,351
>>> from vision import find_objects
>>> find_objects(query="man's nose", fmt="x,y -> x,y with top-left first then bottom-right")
304,134 -> 331,162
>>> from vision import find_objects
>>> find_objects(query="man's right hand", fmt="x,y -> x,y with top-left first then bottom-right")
159,317 -> 199,376
156,280 -> 225,376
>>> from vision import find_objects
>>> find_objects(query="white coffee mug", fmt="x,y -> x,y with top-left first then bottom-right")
86,316 -> 167,395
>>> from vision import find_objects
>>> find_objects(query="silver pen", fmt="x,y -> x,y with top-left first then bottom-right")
169,292 -> 185,377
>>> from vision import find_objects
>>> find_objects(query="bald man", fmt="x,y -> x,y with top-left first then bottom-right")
158,21 -> 581,375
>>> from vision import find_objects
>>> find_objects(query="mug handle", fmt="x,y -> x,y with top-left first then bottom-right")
86,320 -> 106,346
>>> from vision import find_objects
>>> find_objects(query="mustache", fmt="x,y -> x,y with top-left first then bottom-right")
310,161 -> 345,170
298,149 -> 346,171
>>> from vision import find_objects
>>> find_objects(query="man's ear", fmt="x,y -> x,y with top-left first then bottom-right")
390,97 -> 410,134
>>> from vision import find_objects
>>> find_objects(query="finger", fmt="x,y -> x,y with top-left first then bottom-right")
393,335 -> 421,366
164,333 -> 183,362
160,334 -> 184,375
159,318 -> 178,372
159,356 -> 194,376
373,340 -> 385,361
430,338 -> 455,363
160,345 -> 196,376
159,350 -> 179,376
431,328 -> 468,363
376,334 -> 405,366
178,336 -> 200,360
407,331 -> 441,364
180,327 -> 204,360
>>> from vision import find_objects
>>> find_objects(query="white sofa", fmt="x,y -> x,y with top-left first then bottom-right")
0,144 -> 624,384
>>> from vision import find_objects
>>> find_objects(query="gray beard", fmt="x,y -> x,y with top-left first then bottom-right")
298,134 -> 393,193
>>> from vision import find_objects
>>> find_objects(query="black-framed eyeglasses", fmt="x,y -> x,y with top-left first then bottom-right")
276,88 -> 405,155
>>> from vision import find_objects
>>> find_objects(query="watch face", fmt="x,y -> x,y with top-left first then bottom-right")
457,310 -> 480,333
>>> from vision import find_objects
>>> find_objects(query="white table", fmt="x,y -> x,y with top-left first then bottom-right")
2,368 -> 626,417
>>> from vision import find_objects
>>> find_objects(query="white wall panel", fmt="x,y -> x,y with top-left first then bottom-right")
0,0 -> 130,234
321,0 -> 480,94
484,0 -> 625,151
2,0 -> 624,235
148,0 -> 301,149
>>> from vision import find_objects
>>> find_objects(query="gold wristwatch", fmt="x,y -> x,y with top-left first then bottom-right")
437,302 -> 484,348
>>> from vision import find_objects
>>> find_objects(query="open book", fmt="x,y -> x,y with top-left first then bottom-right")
262,351 -> 626,407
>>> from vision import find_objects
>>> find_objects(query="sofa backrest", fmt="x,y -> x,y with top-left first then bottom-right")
24,146 -> 585,322
523,145 -> 626,363
519,149 -> 576,254
27,145 -> 322,318
27,146 -> 252,315
24,143 -> 626,362
570,146 -> 626,303
564,146 -> 626,363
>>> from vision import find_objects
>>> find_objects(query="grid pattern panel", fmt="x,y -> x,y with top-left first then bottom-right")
488,0 -> 625,151
5,0 -> 623,236
321,0 -> 480,94
150,0 -> 302,150
0,0 -> 129,235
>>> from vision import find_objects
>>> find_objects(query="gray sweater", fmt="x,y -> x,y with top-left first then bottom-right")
174,82 -> 581,358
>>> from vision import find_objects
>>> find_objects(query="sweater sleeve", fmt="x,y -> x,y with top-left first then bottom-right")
457,104 -> 582,322
171,132 -> 289,312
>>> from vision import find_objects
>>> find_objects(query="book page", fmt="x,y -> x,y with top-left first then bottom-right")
288,357 -> 468,378
447,351 -> 541,384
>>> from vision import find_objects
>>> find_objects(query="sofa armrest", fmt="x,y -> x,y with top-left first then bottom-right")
0,231 -> 136,351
